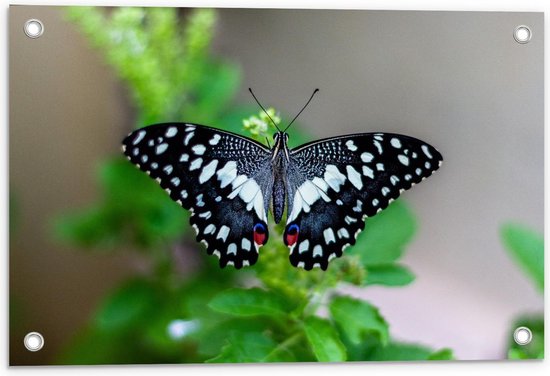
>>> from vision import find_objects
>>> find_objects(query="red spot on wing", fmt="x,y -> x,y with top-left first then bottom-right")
284,224 -> 300,246
253,223 -> 268,245
285,232 -> 299,246
254,231 -> 267,245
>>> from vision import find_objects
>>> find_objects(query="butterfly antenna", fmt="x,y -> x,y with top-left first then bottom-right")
265,137 -> 271,148
283,88 -> 319,133
248,88 -> 280,132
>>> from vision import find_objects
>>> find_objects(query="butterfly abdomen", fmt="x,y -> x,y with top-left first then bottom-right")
272,178 -> 286,224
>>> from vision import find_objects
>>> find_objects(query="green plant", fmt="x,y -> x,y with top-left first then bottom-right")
500,223 -> 544,360
55,6 -> 452,364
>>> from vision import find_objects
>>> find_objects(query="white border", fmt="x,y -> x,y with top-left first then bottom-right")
2,1 -> 548,376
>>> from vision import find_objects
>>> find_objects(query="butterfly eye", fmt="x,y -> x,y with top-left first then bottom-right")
284,224 -> 300,246
253,223 -> 268,245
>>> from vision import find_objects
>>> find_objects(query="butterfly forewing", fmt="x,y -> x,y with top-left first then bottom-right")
284,133 -> 443,270
122,123 -> 272,268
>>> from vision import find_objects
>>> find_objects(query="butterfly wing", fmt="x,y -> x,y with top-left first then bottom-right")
285,133 -> 443,270
122,123 -> 272,268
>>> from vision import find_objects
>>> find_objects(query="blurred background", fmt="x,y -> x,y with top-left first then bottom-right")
9,6 -> 543,365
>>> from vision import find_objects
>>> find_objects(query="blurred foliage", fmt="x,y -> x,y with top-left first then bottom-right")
55,6 -> 452,364
500,223 -> 544,360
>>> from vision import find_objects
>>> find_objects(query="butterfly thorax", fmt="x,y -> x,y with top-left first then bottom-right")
271,132 -> 290,224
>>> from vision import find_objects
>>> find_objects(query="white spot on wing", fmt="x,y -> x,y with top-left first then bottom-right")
196,194 -> 205,207
163,165 -> 173,174
171,177 -> 180,186
312,177 -> 329,192
132,130 -> 145,145
165,127 -> 178,138
217,225 -> 230,242
216,161 -> 237,188
156,143 -> 168,155
337,228 -> 350,239
242,238 -> 251,251
346,165 -> 363,190
323,228 -> 336,244
288,192 -> 304,222
190,158 -> 203,171
324,165 -> 347,192
299,240 -> 309,254
192,144 -> 206,155
313,245 -> 323,257
361,152 -> 374,163
227,243 -> 237,255
362,166 -> 374,179
204,224 -> 216,235
421,145 -> 433,159
199,160 -> 218,184
373,140 -> 383,154
346,140 -> 357,151
382,187 -> 390,196
298,180 -> 320,205
209,134 -> 221,145
238,179 -> 259,203
184,132 -> 194,146
179,153 -> 189,162
199,211 -> 212,219
390,138 -> 402,148
344,216 -> 357,224
398,154 -> 409,166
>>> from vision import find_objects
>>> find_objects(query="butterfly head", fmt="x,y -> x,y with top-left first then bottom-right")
273,131 -> 289,144
271,131 -> 290,161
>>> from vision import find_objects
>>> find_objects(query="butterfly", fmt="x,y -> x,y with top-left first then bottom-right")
122,90 -> 442,270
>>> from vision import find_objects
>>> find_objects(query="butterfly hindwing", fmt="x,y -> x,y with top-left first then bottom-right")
122,123 -> 272,268
284,133 -> 443,270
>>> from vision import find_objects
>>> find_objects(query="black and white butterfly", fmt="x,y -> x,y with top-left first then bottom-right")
122,92 -> 442,270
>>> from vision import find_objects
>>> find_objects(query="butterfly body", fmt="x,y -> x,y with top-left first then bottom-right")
122,122 -> 442,271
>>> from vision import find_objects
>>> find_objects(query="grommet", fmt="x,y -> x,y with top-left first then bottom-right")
513,25 -> 532,44
24,19 -> 44,39
24,332 -> 44,352
513,326 -> 532,346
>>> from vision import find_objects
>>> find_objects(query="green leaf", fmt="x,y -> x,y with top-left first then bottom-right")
367,342 -> 453,361
428,348 -> 454,360
347,201 -> 416,265
194,317 -> 271,357
303,316 -> 347,362
501,223 -> 544,292
206,331 -> 294,363
329,295 -> 389,345
208,287 -> 293,317
364,264 -> 415,287
94,278 -> 159,332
